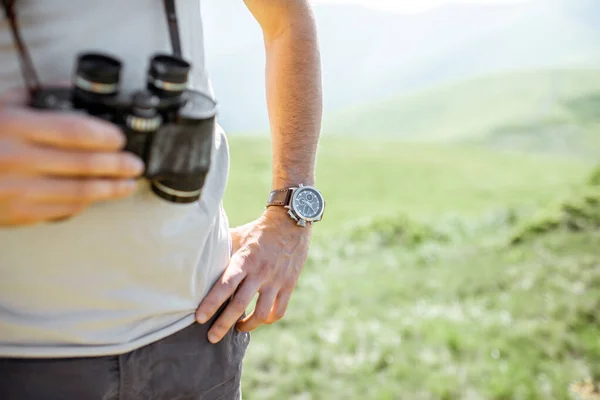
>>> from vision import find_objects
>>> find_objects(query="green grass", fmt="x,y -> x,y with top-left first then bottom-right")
223,68 -> 600,399
223,136 -> 599,399
224,136 -> 589,238
242,229 -> 600,400
511,184 -> 600,245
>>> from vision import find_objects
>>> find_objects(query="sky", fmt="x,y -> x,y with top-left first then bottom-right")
310,0 -> 529,13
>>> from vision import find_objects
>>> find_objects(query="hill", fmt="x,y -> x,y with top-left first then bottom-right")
222,135 -> 600,399
201,0 -> 600,132
322,68 -> 600,158
223,136 -> 590,235
242,218 -> 600,399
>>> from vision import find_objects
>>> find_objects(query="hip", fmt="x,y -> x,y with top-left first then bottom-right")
0,184 -> 233,357
0,309 -> 250,400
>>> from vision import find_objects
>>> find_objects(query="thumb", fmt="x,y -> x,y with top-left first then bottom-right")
1,82 -> 72,109
0,87 -> 29,108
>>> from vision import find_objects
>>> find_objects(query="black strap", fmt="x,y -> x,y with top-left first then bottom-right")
2,0 -> 41,96
163,0 -> 183,58
1,0 -> 183,95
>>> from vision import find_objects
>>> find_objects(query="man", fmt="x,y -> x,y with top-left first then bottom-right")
0,0 -> 323,399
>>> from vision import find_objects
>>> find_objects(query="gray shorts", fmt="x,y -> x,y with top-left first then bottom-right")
0,310 -> 251,400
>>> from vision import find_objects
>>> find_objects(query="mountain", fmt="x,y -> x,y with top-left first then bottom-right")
323,68 -> 600,158
200,0 -> 600,133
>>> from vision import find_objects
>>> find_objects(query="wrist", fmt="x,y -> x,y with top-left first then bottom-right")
272,173 -> 315,190
265,183 -> 325,228
263,207 -> 313,233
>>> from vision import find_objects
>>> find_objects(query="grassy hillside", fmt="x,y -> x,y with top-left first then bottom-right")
322,69 -> 600,158
223,136 -> 589,237
222,135 -> 600,399
243,226 -> 600,399
222,64 -> 600,399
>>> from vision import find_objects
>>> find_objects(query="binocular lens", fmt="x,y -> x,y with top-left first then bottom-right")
148,54 -> 191,94
74,53 -> 122,95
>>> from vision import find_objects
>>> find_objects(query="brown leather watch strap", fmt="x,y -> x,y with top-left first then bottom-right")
267,188 -> 293,207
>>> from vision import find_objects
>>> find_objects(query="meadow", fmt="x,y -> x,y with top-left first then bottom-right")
222,69 -> 600,400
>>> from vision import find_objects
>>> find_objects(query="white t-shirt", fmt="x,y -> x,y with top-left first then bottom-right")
0,0 -> 233,358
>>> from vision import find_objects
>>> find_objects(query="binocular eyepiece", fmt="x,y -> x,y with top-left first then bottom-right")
72,52 -> 192,113
74,52 -> 191,94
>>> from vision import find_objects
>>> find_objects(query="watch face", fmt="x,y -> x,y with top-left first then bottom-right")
292,187 -> 324,220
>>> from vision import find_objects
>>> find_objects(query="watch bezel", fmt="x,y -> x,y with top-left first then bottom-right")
288,185 -> 325,223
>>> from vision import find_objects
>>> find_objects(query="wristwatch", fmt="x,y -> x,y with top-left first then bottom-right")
266,184 -> 325,227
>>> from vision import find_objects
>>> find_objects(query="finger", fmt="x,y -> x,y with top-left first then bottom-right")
207,279 -> 261,344
14,178 -> 138,203
236,287 -> 278,332
0,87 -> 29,108
0,83 -> 72,108
196,253 -> 248,324
265,287 -> 293,324
0,108 -> 126,151
0,201 -> 86,226
22,147 -> 144,178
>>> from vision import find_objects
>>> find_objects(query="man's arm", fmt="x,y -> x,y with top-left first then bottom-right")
246,0 -> 322,189
195,0 -> 322,343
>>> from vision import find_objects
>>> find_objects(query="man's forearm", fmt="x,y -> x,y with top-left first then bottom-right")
196,2 -> 323,342
264,20 -> 322,190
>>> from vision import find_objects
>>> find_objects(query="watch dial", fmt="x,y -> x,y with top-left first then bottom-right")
292,188 -> 323,219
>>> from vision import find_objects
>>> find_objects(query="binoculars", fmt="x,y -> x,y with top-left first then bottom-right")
31,52 -> 217,204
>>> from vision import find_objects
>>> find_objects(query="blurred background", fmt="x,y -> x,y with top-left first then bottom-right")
203,0 -> 600,398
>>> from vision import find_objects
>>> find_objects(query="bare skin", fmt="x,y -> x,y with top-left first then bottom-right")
0,88 -> 144,226
195,0 -> 323,343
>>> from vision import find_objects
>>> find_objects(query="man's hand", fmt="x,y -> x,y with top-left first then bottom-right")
195,0 -> 322,343
0,88 -> 144,226
195,208 -> 311,343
